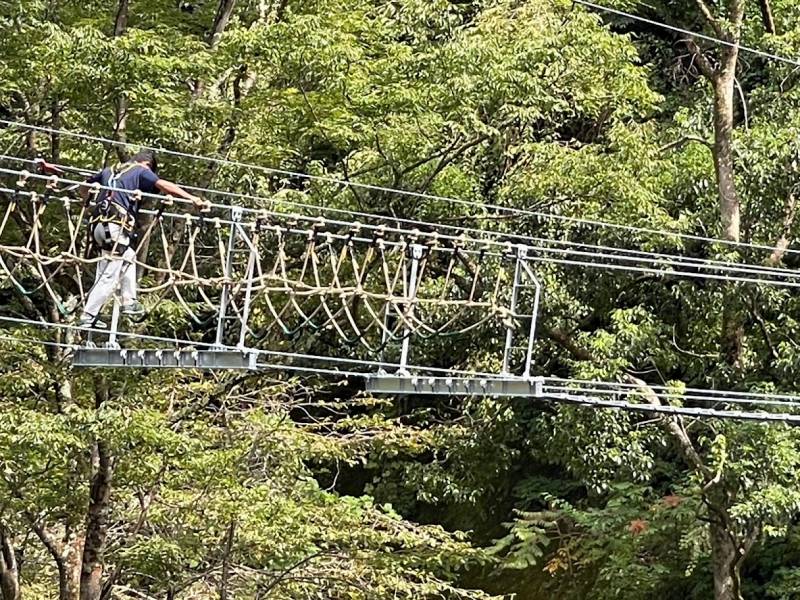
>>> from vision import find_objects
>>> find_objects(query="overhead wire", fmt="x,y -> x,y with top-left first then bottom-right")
573,0 -> 800,68
3,119 -> 800,258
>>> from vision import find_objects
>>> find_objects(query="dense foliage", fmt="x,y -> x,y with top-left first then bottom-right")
2,0 -> 800,598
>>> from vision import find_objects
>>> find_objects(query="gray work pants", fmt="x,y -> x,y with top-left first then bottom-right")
81,223 -> 137,319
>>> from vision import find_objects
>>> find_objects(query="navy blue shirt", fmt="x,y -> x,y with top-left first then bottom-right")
88,164 -> 160,218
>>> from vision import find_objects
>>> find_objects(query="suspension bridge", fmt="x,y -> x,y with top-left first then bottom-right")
2,120 -> 800,423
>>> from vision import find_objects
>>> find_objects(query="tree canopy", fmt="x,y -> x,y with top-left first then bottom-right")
2,0 -> 800,599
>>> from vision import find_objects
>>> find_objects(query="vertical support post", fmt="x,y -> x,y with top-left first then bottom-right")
398,243 -> 424,374
521,260 -> 541,379
106,297 -> 121,349
215,206 -> 243,349
378,302 -> 392,370
502,245 -> 524,375
237,228 -> 257,349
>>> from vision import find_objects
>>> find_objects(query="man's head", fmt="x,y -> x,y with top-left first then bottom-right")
131,149 -> 159,174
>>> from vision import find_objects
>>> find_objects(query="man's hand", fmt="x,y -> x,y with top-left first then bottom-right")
191,195 -> 211,211
34,158 -> 65,176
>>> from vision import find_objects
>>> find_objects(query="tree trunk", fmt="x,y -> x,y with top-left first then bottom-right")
219,522 -> 235,600
51,100 -> 61,161
0,526 -> 20,600
712,70 -> 740,243
758,0 -> 776,33
80,385 -> 113,600
79,442 -> 113,600
711,519 -> 742,600
112,0 -> 130,163
61,534 -> 84,600
208,0 -> 237,47
113,0 -> 128,35
711,55 -> 745,367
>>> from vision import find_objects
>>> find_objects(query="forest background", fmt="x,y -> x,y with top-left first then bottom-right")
2,0 -> 800,598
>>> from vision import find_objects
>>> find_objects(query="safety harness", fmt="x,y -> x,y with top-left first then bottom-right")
89,162 -> 140,255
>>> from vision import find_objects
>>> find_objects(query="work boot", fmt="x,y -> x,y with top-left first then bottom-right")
121,301 -> 146,318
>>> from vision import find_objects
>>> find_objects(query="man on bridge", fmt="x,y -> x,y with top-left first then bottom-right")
78,150 -> 206,329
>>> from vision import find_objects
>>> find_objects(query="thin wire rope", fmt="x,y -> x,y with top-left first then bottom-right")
1,328 -> 797,422
525,253 -> 800,288
3,120 -> 800,257
574,0 -> 800,68
0,332 -> 78,351
540,390 -> 800,423
0,314 -> 509,378
551,377 -> 800,401
543,384 -> 800,409
0,172 -> 501,257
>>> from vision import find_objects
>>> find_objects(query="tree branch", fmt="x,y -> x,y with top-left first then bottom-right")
685,38 -> 718,80
758,0 -> 776,34
693,0 -> 726,39
767,191 -> 797,266
0,524 -> 20,600
626,375 -> 713,480
544,326 -> 592,362
112,0 -> 130,162
659,135 -> 713,154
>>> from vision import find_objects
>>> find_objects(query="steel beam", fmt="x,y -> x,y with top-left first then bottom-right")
73,348 -> 258,369
364,374 -> 545,397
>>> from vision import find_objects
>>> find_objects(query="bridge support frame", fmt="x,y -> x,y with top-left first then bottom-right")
73,348 -> 258,369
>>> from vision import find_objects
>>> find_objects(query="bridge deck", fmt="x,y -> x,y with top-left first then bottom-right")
364,374 -> 544,396
72,348 -> 258,369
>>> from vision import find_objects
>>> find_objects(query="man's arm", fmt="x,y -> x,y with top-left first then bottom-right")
155,179 -> 207,209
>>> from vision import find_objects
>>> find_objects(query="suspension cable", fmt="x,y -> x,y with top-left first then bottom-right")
3,119 -> 799,258
3,167 -> 800,287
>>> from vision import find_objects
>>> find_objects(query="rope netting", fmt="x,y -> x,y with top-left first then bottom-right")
0,163 -> 539,373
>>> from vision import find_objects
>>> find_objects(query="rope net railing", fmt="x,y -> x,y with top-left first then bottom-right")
3,160 -> 800,287
2,154 -> 800,374
0,164 -> 541,376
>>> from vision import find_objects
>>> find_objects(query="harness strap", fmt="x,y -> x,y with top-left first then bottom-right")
94,223 -> 130,257
106,162 -> 141,222
88,162 -> 142,253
